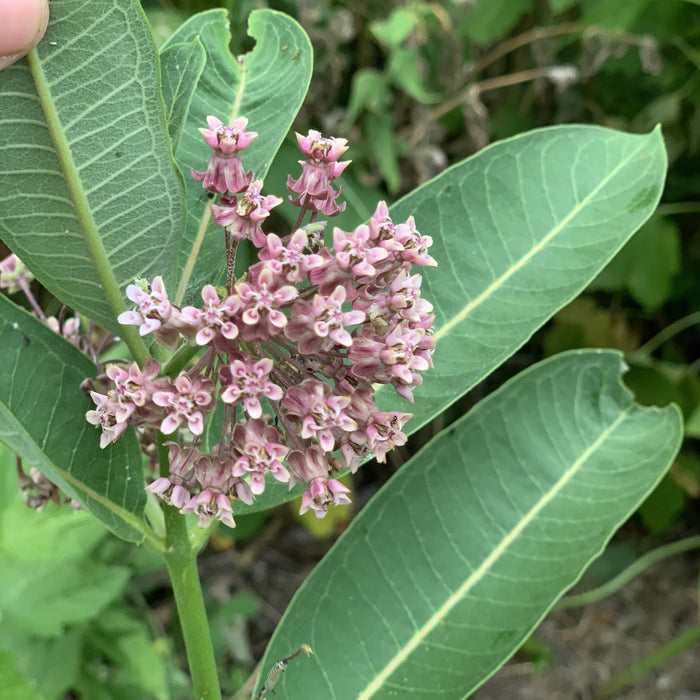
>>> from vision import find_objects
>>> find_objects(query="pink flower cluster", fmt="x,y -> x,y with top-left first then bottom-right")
0,253 -> 34,294
87,118 -> 437,528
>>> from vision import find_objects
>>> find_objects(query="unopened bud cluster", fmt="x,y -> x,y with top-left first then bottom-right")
87,117 -> 436,528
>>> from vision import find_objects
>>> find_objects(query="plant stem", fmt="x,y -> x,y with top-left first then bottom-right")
162,342 -> 201,378
628,311 -> 700,359
163,508 -> 222,700
657,202 -> 700,215
159,440 -> 221,699
595,622 -> 700,699
556,535 -> 700,610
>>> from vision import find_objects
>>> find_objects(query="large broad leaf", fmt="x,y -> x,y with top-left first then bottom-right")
376,125 -> 667,429
0,295 -> 148,543
161,9 -> 313,306
0,0 -> 185,338
257,350 -> 682,699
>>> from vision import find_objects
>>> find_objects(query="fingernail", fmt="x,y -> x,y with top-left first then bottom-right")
0,54 -> 20,70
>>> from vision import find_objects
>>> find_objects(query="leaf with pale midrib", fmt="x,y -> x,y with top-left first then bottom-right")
0,0 -> 185,336
163,9 -> 313,306
0,295 -> 148,543
375,124 -> 667,429
257,350 -> 682,699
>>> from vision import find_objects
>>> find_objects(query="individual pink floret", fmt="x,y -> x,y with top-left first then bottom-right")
282,378 -> 358,452
348,322 -> 435,402
287,130 -> 351,216
180,284 -> 240,347
333,225 -> 389,278
0,253 -> 34,294
219,356 -> 283,418
147,442 -> 200,509
235,264 -> 298,341
152,373 -> 214,436
180,455 -> 236,528
199,116 -> 258,153
105,357 -> 160,422
258,230 -> 325,282
285,285 -> 365,354
393,216 -> 437,267
117,277 -> 184,349
190,116 -> 257,194
231,419 -> 290,495
287,447 -> 351,519
211,180 -> 283,246
85,392 -> 128,448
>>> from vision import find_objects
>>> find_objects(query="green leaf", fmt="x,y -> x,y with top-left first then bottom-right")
370,9 -> 418,48
0,651 -> 42,700
160,38 -> 207,152
387,49 -> 440,104
636,474 -> 687,534
162,9 -> 313,306
0,555 -> 130,637
459,0 -> 533,45
591,215 -> 680,311
0,631 -> 83,700
366,113 -> 401,193
86,608 -> 169,700
548,0 -> 579,12
0,295 -> 149,543
0,0 -> 185,346
582,0 -> 650,30
345,68 -> 390,125
257,350 -> 682,699
0,497 -> 106,564
377,125 -> 667,430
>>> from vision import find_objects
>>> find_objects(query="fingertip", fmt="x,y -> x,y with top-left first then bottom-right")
0,0 -> 50,69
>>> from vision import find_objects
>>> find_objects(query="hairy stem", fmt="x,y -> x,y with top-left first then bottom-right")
163,512 -> 222,700
159,440 -> 221,700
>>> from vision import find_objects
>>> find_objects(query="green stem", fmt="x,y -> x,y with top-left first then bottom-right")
656,202 -> 700,216
163,507 -> 222,700
595,622 -> 700,699
159,439 -> 220,699
162,342 -> 201,378
628,311 -> 700,360
556,535 -> 700,610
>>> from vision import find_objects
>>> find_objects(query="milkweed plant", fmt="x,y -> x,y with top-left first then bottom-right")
0,3 -> 682,700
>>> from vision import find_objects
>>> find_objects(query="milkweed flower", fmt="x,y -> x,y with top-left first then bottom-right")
87,118 -> 436,529
0,253 -> 34,294
191,116 -> 257,194
287,130 -> 350,216
211,180 -> 283,246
